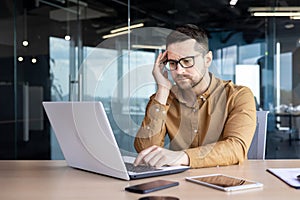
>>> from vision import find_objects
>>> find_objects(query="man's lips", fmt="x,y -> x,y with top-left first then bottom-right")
175,75 -> 191,81
176,78 -> 188,81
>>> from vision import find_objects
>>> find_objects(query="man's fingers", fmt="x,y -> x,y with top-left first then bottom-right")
134,145 -> 158,166
155,52 -> 164,65
143,147 -> 163,167
156,51 -> 167,66
153,157 -> 167,168
163,70 -> 168,78
134,146 -> 169,168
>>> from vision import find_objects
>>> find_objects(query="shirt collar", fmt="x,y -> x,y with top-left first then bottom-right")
171,72 -> 218,105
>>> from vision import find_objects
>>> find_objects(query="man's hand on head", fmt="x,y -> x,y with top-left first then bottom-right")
152,51 -> 172,90
134,145 -> 189,168
152,51 -> 173,105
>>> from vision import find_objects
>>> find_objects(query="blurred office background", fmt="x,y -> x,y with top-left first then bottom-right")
1,0 -> 300,160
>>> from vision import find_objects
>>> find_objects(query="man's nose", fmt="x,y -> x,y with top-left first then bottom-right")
175,63 -> 185,74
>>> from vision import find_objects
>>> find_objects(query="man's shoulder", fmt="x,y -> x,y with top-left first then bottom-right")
211,76 -> 254,99
214,76 -> 252,93
227,81 -> 253,93
225,82 -> 254,101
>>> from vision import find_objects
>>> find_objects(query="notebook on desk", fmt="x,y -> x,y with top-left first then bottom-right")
267,168 -> 300,189
42,101 -> 189,180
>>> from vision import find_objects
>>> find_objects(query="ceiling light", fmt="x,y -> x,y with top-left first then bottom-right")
252,12 -> 300,17
284,23 -> 294,29
229,0 -> 238,6
102,30 -> 131,39
167,9 -> 178,14
249,7 -> 300,17
291,16 -> 300,20
110,23 -> 144,34
22,40 -> 29,47
64,35 -> 71,41
297,38 -> 300,47
249,7 -> 300,12
132,44 -> 166,50
18,57 -> 24,62
31,58 -> 37,64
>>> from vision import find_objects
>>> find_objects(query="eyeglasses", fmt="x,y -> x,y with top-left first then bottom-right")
163,54 -> 201,71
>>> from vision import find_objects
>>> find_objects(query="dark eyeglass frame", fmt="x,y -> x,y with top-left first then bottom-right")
163,54 -> 201,71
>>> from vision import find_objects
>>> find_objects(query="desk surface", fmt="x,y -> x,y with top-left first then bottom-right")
0,160 -> 299,200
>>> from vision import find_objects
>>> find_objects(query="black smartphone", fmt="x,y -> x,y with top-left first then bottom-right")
125,180 -> 179,194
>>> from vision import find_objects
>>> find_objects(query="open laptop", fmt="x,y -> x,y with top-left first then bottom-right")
42,101 -> 189,180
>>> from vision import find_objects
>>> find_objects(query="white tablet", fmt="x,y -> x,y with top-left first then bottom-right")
186,174 -> 263,192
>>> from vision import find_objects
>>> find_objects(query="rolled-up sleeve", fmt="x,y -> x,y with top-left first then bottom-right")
134,97 -> 170,152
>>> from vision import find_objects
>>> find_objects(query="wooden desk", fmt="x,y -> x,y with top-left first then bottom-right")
0,160 -> 299,200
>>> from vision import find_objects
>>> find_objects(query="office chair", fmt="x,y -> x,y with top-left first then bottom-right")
247,111 -> 269,159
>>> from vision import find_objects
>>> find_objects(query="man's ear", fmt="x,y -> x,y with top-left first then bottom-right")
204,51 -> 213,68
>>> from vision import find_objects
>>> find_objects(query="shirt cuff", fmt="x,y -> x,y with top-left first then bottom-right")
184,146 -> 211,168
184,149 -> 200,168
148,99 -> 169,120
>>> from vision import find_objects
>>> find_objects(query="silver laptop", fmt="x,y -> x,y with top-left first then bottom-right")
42,101 -> 189,180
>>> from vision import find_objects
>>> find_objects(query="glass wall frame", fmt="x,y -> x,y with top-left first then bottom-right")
1,0 -> 300,159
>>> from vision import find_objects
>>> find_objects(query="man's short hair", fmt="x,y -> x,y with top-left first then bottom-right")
166,24 -> 209,54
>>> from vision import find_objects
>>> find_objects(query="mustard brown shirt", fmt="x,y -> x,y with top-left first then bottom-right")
134,73 -> 257,168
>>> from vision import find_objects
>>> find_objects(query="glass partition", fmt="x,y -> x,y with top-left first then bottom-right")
0,0 -> 300,159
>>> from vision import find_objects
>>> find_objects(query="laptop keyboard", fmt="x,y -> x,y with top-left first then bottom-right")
125,162 -> 162,173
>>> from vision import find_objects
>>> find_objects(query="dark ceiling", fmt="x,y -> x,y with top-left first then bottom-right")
2,0 -> 300,52
86,0 -> 300,43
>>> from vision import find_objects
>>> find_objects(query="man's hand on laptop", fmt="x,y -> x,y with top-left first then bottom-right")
134,145 -> 189,168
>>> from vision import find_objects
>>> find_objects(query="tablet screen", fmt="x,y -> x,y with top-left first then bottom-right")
191,174 -> 253,187
186,174 -> 263,191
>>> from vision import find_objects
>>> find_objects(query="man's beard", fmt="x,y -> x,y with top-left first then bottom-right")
174,75 -> 193,90
175,73 -> 204,90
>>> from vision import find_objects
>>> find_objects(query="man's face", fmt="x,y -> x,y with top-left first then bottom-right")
167,39 -> 211,90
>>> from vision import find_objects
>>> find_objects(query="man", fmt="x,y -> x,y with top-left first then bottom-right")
134,24 -> 256,168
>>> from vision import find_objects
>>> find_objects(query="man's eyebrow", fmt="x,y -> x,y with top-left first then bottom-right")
168,55 -> 194,60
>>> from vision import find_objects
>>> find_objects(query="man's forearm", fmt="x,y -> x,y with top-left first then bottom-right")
154,86 -> 170,105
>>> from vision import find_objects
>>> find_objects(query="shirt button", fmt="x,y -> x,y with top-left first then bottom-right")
194,129 -> 198,133
155,108 -> 160,112
162,111 -> 166,114
146,126 -> 150,130
193,109 -> 197,112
